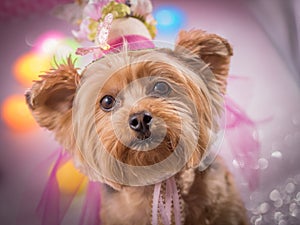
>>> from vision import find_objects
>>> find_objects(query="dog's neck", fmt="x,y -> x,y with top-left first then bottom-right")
102,168 -> 196,225
105,167 -> 196,195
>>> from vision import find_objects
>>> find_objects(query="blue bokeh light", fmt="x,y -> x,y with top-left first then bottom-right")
154,6 -> 186,35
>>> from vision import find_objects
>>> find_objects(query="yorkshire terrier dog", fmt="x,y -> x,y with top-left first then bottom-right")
25,1 -> 249,224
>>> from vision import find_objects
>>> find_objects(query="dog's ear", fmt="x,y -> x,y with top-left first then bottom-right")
175,29 -> 233,94
25,58 -> 80,145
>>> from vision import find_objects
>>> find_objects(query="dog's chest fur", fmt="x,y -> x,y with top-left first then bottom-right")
99,157 -> 248,225
100,185 -> 153,225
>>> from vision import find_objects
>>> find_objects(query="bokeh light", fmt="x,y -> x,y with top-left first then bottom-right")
9,31 -> 80,133
32,31 -> 80,66
33,31 -> 64,54
14,33 -> 80,87
41,38 -> 60,54
56,160 -> 88,195
154,6 -> 186,35
13,52 -> 51,87
50,38 -> 80,66
1,95 -> 36,132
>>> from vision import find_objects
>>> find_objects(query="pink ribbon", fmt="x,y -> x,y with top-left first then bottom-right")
76,34 -> 155,59
152,176 -> 182,225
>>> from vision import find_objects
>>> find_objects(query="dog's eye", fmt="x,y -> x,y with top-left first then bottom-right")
153,82 -> 170,96
100,95 -> 116,111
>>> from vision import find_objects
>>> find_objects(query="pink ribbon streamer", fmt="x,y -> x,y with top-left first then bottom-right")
152,177 -> 182,225
152,181 -> 162,225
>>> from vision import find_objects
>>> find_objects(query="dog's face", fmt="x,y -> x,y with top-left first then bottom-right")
94,60 -> 191,165
26,30 -> 232,189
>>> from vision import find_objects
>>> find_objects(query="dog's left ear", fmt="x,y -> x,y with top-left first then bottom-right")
175,29 -> 233,94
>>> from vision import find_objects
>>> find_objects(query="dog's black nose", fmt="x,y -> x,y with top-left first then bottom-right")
129,111 -> 152,139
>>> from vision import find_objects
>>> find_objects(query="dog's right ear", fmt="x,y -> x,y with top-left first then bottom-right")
25,58 -> 80,134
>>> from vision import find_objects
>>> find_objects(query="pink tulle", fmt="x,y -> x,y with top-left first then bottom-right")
225,97 -> 260,190
36,150 -> 70,225
79,182 -> 101,225
35,150 -> 101,225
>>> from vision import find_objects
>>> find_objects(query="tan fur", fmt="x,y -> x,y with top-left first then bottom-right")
176,30 -> 233,94
100,157 -> 248,225
26,30 -> 249,225
25,57 -> 80,151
